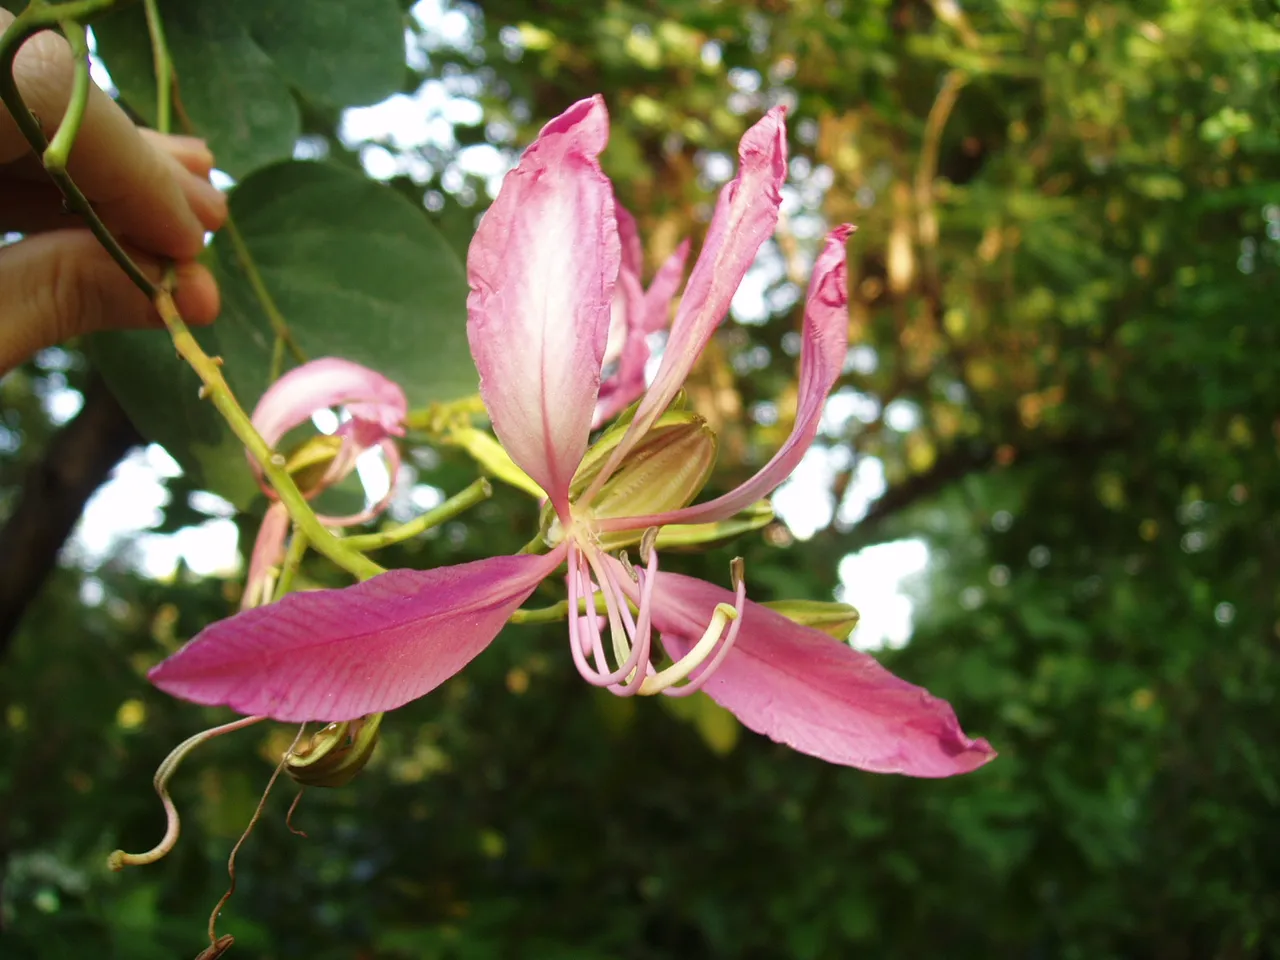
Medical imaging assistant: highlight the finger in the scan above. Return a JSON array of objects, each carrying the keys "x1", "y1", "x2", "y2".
[
  {"x1": 0, "y1": 11, "x2": 218, "y2": 259},
  {"x1": 0, "y1": 230, "x2": 219, "y2": 376},
  {"x1": 137, "y1": 130, "x2": 216, "y2": 178}
]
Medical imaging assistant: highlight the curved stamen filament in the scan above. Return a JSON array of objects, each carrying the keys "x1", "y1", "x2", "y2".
[
  {"x1": 584, "y1": 546, "x2": 645, "y2": 691},
  {"x1": 647, "y1": 558, "x2": 747, "y2": 697},
  {"x1": 639, "y1": 602, "x2": 738, "y2": 694}
]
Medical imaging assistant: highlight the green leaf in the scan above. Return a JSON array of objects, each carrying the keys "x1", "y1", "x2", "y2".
[
  {"x1": 93, "y1": 3, "x2": 298, "y2": 178},
  {"x1": 90, "y1": 160, "x2": 475, "y2": 507},
  {"x1": 93, "y1": 0, "x2": 403, "y2": 177},
  {"x1": 227, "y1": 0, "x2": 405, "y2": 109}
]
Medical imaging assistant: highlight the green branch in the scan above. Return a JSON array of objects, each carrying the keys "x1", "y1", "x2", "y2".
[
  {"x1": 342, "y1": 478, "x2": 493, "y2": 552},
  {"x1": 154, "y1": 289, "x2": 384, "y2": 581},
  {"x1": 141, "y1": 0, "x2": 171, "y2": 133},
  {"x1": 0, "y1": 2, "x2": 156, "y2": 295}
]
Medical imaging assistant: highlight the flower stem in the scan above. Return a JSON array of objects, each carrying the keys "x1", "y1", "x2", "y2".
[
  {"x1": 0, "y1": 3, "x2": 157, "y2": 296},
  {"x1": 341, "y1": 478, "x2": 492, "y2": 552},
  {"x1": 509, "y1": 592, "x2": 610, "y2": 624},
  {"x1": 41, "y1": 19, "x2": 88, "y2": 171},
  {"x1": 271, "y1": 527, "x2": 309, "y2": 601},
  {"x1": 153, "y1": 288, "x2": 384, "y2": 581},
  {"x1": 140, "y1": 0, "x2": 171, "y2": 133}
]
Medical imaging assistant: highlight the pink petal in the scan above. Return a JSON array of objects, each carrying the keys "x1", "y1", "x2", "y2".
[
  {"x1": 250, "y1": 357, "x2": 407, "y2": 450},
  {"x1": 642, "y1": 238, "x2": 691, "y2": 333},
  {"x1": 615, "y1": 202, "x2": 645, "y2": 280},
  {"x1": 240, "y1": 501, "x2": 290, "y2": 611},
  {"x1": 593, "y1": 238, "x2": 691, "y2": 428},
  {"x1": 619, "y1": 225, "x2": 853, "y2": 530},
  {"x1": 317, "y1": 436, "x2": 402, "y2": 528},
  {"x1": 594, "y1": 109, "x2": 787, "y2": 480},
  {"x1": 467, "y1": 95, "x2": 620, "y2": 517},
  {"x1": 150, "y1": 550, "x2": 565, "y2": 722},
  {"x1": 648, "y1": 572, "x2": 996, "y2": 776}
]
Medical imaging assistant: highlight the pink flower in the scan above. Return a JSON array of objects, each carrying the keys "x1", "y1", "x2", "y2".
[
  {"x1": 239, "y1": 358, "x2": 407, "y2": 609},
  {"x1": 150, "y1": 97, "x2": 994, "y2": 777}
]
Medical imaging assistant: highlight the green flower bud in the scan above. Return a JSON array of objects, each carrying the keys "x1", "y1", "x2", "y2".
[
  {"x1": 540, "y1": 409, "x2": 718, "y2": 552},
  {"x1": 283, "y1": 434, "x2": 345, "y2": 495},
  {"x1": 285, "y1": 712, "x2": 383, "y2": 788},
  {"x1": 761, "y1": 599, "x2": 861, "y2": 642}
]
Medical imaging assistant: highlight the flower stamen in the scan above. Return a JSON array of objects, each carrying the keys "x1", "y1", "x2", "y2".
[{"x1": 646, "y1": 557, "x2": 747, "y2": 697}]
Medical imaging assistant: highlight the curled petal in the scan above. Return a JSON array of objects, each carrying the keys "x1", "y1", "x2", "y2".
[
  {"x1": 317, "y1": 436, "x2": 402, "y2": 528},
  {"x1": 150, "y1": 550, "x2": 565, "y2": 722},
  {"x1": 648, "y1": 572, "x2": 996, "y2": 776},
  {"x1": 250, "y1": 357, "x2": 407, "y2": 452},
  {"x1": 467, "y1": 95, "x2": 620, "y2": 517},
  {"x1": 617, "y1": 225, "x2": 853, "y2": 530},
  {"x1": 594, "y1": 109, "x2": 787, "y2": 483}
]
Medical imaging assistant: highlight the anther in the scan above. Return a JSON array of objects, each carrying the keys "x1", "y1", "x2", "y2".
[{"x1": 639, "y1": 527, "x2": 660, "y2": 566}]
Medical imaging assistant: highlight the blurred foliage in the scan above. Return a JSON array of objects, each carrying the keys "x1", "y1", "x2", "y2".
[{"x1": 3, "y1": 0, "x2": 1280, "y2": 957}]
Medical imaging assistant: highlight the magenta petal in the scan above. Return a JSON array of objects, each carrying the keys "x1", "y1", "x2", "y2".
[
  {"x1": 615, "y1": 202, "x2": 645, "y2": 279},
  {"x1": 150, "y1": 551, "x2": 564, "y2": 722},
  {"x1": 642, "y1": 238, "x2": 691, "y2": 333},
  {"x1": 649, "y1": 572, "x2": 996, "y2": 776},
  {"x1": 250, "y1": 357, "x2": 407, "y2": 450},
  {"x1": 467, "y1": 95, "x2": 620, "y2": 516},
  {"x1": 605, "y1": 109, "x2": 787, "y2": 468},
  {"x1": 631, "y1": 225, "x2": 853, "y2": 529},
  {"x1": 594, "y1": 238, "x2": 691, "y2": 428}
]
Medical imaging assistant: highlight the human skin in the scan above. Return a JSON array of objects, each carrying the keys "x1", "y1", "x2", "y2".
[{"x1": 0, "y1": 8, "x2": 226, "y2": 376}]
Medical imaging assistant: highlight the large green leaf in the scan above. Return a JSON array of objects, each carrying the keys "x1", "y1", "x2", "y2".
[
  {"x1": 90, "y1": 160, "x2": 476, "y2": 507},
  {"x1": 92, "y1": 0, "x2": 403, "y2": 177}
]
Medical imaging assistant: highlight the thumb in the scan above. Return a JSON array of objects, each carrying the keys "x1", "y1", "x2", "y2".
[{"x1": 0, "y1": 230, "x2": 219, "y2": 375}]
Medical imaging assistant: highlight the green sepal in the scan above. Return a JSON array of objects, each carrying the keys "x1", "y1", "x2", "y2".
[
  {"x1": 285, "y1": 712, "x2": 383, "y2": 788},
  {"x1": 760, "y1": 599, "x2": 861, "y2": 642}
]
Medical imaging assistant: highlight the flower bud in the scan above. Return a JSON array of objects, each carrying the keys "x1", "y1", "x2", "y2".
[
  {"x1": 285, "y1": 712, "x2": 382, "y2": 788},
  {"x1": 760, "y1": 599, "x2": 861, "y2": 642},
  {"x1": 282, "y1": 434, "x2": 345, "y2": 495},
  {"x1": 541, "y1": 410, "x2": 718, "y2": 551}
]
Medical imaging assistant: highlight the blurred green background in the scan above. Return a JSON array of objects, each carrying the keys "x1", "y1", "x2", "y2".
[{"x1": 2, "y1": 0, "x2": 1279, "y2": 957}]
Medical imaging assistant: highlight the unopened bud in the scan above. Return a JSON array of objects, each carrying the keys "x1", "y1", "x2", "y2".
[
  {"x1": 761, "y1": 599, "x2": 861, "y2": 642},
  {"x1": 283, "y1": 434, "x2": 345, "y2": 495},
  {"x1": 285, "y1": 713, "x2": 382, "y2": 788},
  {"x1": 542, "y1": 410, "x2": 718, "y2": 552}
]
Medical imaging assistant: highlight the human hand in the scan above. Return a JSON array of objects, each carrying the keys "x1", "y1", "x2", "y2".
[{"x1": 0, "y1": 9, "x2": 227, "y2": 376}]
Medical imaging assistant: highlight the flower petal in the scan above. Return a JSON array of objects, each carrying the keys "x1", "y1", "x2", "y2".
[
  {"x1": 250, "y1": 357, "x2": 406, "y2": 451},
  {"x1": 594, "y1": 238, "x2": 691, "y2": 428},
  {"x1": 622, "y1": 225, "x2": 853, "y2": 529},
  {"x1": 467, "y1": 95, "x2": 620, "y2": 517},
  {"x1": 240, "y1": 501, "x2": 290, "y2": 611},
  {"x1": 594, "y1": 109, "x2": 787, "y2": 482},
  {"x1": 648, "y1": 572, "x2": 996, "y2": 776},
  {"x1": 615, "y1": 202, "x2": 645, "y2": 280},
  {"x1": 150, "y1": 550, "x2": 565, "y2": 722}
]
